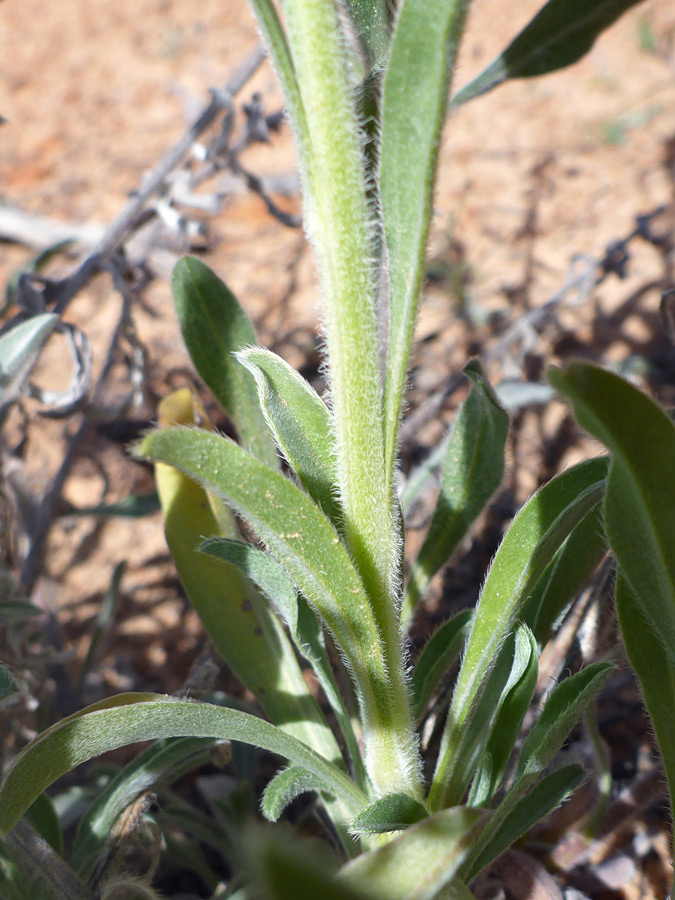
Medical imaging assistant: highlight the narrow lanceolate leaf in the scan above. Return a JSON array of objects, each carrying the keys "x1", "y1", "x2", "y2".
[
  {"x1": 462, "y1": 662, "x2": 612, "y2": 877},
  {"x1": 246, "y1": 0, "x2": 309, "y2": 163},
  {"x1": 463, "y1": 764, "x2": 586, "y2": 881},
  {"x1": 429, "y1": 458, "x2": 607, "y2": 810},
  {"x1": 616, "y1": 575, "x2": 675, "y2": 820},
  {"x1": 522, "y1": 504, "x2": 607, "y2": 644},
  {"x1": 550, "y1": 362, "x2": 675, "y2": 669},
  {"x1": 0, "y1": 313, "x2": 58, "y2": 406},
  {"x1": 280, "y1": 0, "x2": 400, "y2": 663},
  {"x1": 468, "y1": 624, "x2": 538, "y2": 807},
  {"x1": 262, "y1": 766, "x2": 330, "y2": 822},
  {"x1": 349, "y1": 792, "x2": 429, "y2": 835},
  {"x1": 71, "y1": 736, "x2": 218, "y2": 877},
  {"x1": 518, "y1": 662, "x2": 613, "y2": 781},
  {"x1": 201, "y1": 537, "x2": 366, "y2": 787},
  {"x1": 339, "y1": 808, "x2": 486, "y2": 900},
  {"x1": 172, "y1": 257, "x2": 278, "y2": 469},
  {"x1": 138, "y1": 427, "x2": 420, "y2": 798},
  {"x1": 411, "y1": 609, "x2": 472, "y2": 719},
  {"x1": 449, "y1": 0, "x2": 646, "y2": 108},
  {"x1": 379, "y1": 0, "x2": 472, "y2": 475},
  {"x1": 236, "y1": 347, "x2": 342, "y2": 526},
  {"x1": 0, "y1": 694, "x2": 369, "y2": 836},
  {"x1": 154, "y1": 393, "x2": 341, "y2": 768},
  {"x1": 404, "y1": 361, "x2": 509, "y2": 619}
]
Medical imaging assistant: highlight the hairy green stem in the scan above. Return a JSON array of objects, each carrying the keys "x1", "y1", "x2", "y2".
[{"x1": 278, "y1": 0, "x2": 421, "y2": 796}]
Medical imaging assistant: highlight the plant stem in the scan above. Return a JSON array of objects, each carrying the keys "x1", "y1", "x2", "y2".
[{"x1": 279, "y1": 0, "x2": 421, "y2": 797}]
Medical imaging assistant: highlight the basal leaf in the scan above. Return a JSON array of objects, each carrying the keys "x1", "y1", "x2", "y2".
[
  {"x1": 550, "y1": 361, "x2": 675, "y2": 668},
  {"x1": 172, "y1": 257, "x2": 279, "y2": 469},
  {"x1": 153, "y1": 393, "x2": 341, "y2": 767},
  {"x1": 349, "y1": 792, "x2": 429, "y2": 835},
  {"x1": 201, "y1": 537, "x2": 366, "y2": 787},
  {"x1": 379, "y1": 0, "x2": 472, "y2": 474},
  {"x1": 137, "y1": 426, "x2": 418, "y2": 797},
  {"x1": 0, "y1": 694, "x2": 368, "y2": 836},
  {"x1": 339, "y1": 807, "x2": 485, "y2": 900},
  {"x1": 429, "y1": 457, "x2": 607, "y2": 810},
  {"x1": 450, "y1": 0, "x2": 646, "y2": 108},
  {"x1": 236, "y1": 347, "x2": 342, "y2": 527},
  {"x1": 200, "y1": 537, "x2": 299, "y2": 632},
  {"x1": 463, "y1": 763, "x2": 585, "y2": 880},
  {"x1": 405, "y1": 361, "x2": 508, "y2": 618},
  {"x1": 411, "y1": 609, "x2": 472, "y2": 719},
  {"x1": 262, "y1": 766, "x2": 330, "y2": 822}
]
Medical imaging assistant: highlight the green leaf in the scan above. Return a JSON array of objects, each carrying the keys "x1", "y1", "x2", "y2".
[
  {"x1": 429, "y1": 457, "x2": 607, "y2": 810},
  {"x1": 0, "y1": 661, "x2": 18, "y2": 702},
  {"x1": 236, "y1": 347, "x2": 342, "y2": 527},
  {"x1": 339, "y1": 807, "x2": 486, "y2": 900},
  {"x1": 379, "y1": 0, "x2": 472, "y2": 475},
  {"x1": 463, "y1": 764, "x2": 586, "y2": 880},
  {"x1": 400, "y1": 436, "x2": 447, "y2": 517},
  {"x1": 137, "y1": 426, "x2": 419, "y2": 797},
  {"x1": 468, "y1": 624, "x2": 538, "y2": 807},
  {"x1": 411, "y1": 609, "x2": 472, "y2": 719},
  {"x1": 200, "y1": 537, "x2": 300, "y2": 632},
  {"x1": 0, "y1": 602, "x2": 42, "y2": 624},
  {"x1": 615, "y1": 574, "x2": 675, "y2": 821},
  {"x1": 78, "y1": 560, "x2": 125, "y2": 691},
  {"x1": 70, "y1": 736, "x2": 218, "y2": 877},
  {"x1": 463, "y1": 663, "x2": 611, "y2": 875},
  {"x1": 0, "y1": 313, "x2": 58, "y2": 404},
  {"x1": 522, "y1": 504, "x2": 608, "y2": 643},
  {"x1": 201, "y1": 537, "x2": 366, "y2": 787},
  {"x1": 59, "y1": 492, "x2": 160, "y2": 519},
  {"x1": 550, "y1": 362, "x2": 675, "y2": 669},
  {"x1": 247, "y1": 0, "x2": 309, "y2": 157},
  {"x1": 404, "y1": 361, "x2": 509, "y2": 618},
  {"x1": 262, "y1": 766, "x2": 329, "y2": 822},
  {"x1": 24, "y1": 794, "x2": 62, "y2": 856},
  {"x1": 254, "y1": 829, "x2": 370, "y2": 900},
  {"x1": 349, "y1": 793, "x2": 429, "y2": 835},
  {"x1": 153, "y1": 403, "x2": 342, "y2": 769},
  {"x1": 344, "y1": 0, "x2": 391, "y2": 65},
  {"x1": 172, "y1": 257, "x2": 278, "y2": 470},
  {"x1": 449, "y1": 0, "x2": 646, "y2": 108},
  {"x1": 517, "y1": 662, "x2": 612, "y2": 781},
  {"x1": 0, "y1": 693, "x2": 369, "y2": 836}
]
